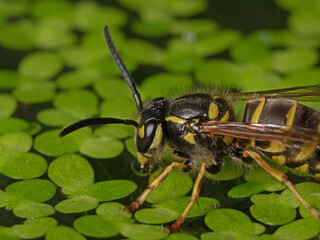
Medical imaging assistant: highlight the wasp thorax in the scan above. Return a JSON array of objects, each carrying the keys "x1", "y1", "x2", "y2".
[{"x1": 135, "y1": 98, "x2": 169, "y2": 165}]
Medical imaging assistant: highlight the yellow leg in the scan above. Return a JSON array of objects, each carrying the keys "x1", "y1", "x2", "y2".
[
  {"x1": 163, "y1": 162, "x2": 210, "y2": 233},
  {"x1": 243, "y1": 149, "x2": 320, "y2": 219},
  {"x1": 123, "y1": 162, "x2": 187, "y2": 212}
]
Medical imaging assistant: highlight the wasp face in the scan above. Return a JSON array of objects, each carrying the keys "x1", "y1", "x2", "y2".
[{"x1": 135, "y1": 98, "x2": 169, "y2": 165}]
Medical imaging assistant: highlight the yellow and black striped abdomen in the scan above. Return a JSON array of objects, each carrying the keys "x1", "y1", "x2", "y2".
[{"x1": 243, "y1": 98, "x2": 320, "y2": 178}]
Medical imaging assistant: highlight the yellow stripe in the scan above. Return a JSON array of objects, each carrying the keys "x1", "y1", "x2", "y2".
[
  {"x1": 138, "y1": 125, "x2": 145, "y2": 138},
  {"x1": 285, "y1": 102, "x2": 297, "y2": 126},
  {"x1": 251, "y1": 98, "x2": 266, "y2": 124},
  {"x1": 220, "y1": 110, "x2": 230, "y2": 121},
  {"x1": 264, "y1": 142, "x2": 286, "y2": 153},
  {"x1": 165, "y1": 116, "x2": 187, "y2": 125},
  {"x1": 183, "y1": 133, "x2": 196, "y2": 144},
  {"x1": 208, "y1": 102, "x2": 219, "y2": 120},
  {"x1": 294, "y1": 142, "x2": 317, "y2": 162},
  {"x1": 150, "y1": 124, "x2": 162, "y2": 149},
  {"x1": 271, "y1": 155, "x2": 286, "y2": 165},
  {"x1": 295, "y1": 164, "x2": 309, "y2": 174}
]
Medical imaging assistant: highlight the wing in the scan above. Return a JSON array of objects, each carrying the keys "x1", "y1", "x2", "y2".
[
  {"x1": 198, "y1": 121, "x2": 320, "y2": 145},
  {"x1": 223, "y1": 85, "x2": 320, "y2": 102}
]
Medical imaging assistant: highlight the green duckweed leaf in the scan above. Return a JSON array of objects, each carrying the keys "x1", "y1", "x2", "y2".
[
  {"x1": 163, "y1": 51, "x2": 202, "y2": 73},
  {"x1": 100, "y1": 98, "x2": 136, "y2": 119},
  {"x1": 147, "y1": 169, "x2": 193, "y2": 204},
  {"x1": 155, "y1": 196, "x2": 220, "y2": 217},
  {"x1": 288, "y1": 10, "x2": 320, "y2": 35},
  {"x1": 134, "y1": 208, "x2": 178, "y2": 224},
  {"x1": 121, "y1": 224, "x2": 169, "y2": 240},
  {"x1": 0, "y1": 0, "x2": 27, "y2": 18},
  {"x1": 94, "y1": 125, "x2": 132, "y2": 140},
  {"x1": 228, "y1": 181, "x2": 267, "y2": 198},
  {"x1": 46, "y1": 225, "x2": 86, "y2": 240},
  {"x1": 0, "y1": 20, "x2": 35, "y2": 50},
  {"x1": 201, "y1": 232, "x2": 240, "y2": 240},
  {"x1": 0, "y1": 189, "x2": 6, "y2": 207},
  {"x1": 166, "y1": 233, "x2": 199, "y2": 240},
  {"x1": 34, "y1": 129, "x2": 80, "y2": 157},
  {"x1": 206, "y1": 157, "x2": 245, "y2": 181},
  {"x1": 11, "y1": 217, "x2": 57, "y2": 239},
  {"x1": 18, "y1": 52, "x2": 62, "y2": 79},
  {"x1": 253, "y1": 222, "x2": 266, "y2": 235},
  {"x1": 6, "y1": 179, "x2": 56, "y2": 209},
  {"x1": 0, "y1": 118, "x2": 29, "y2": 133},
  {"x1": 141, "y1": 73, "x2": 193, "y2": 98},
  {"x1": 37, "y1": 108, "x2": 80, "y2": 127},
  {"x1": 96, "y1": 202, "x2": 132, "y2": 219},
  {"x1": 0, "y1": 94, "x2": 17, "y2": 117},
  {"x1": 13, "y1": 81, "x2": 55, "y2": 104},
  {"x1": 93, "y1": 78, "x2": 132, "y2": 100},
  {"x1": 0, "y1": 152, "x2": 47, "y2": 179},
  {"x1": 283, "y1": 68, "x2": 320, "y2": 87},
  {"x1": 0, "y1": 70, "x2": 21, "y2": 90},
  {"x1": 48, "y1": 154, "x2": 94, "y2": 195},
  {"x1": 35, "y1": 18, "x2": 76, "y2": 49},
  {"x1": 24, "y1": 121, "x2": 42, "y2": 136},
  {"x1": 79, "y1": 136, "x2": 124, "y2": 159},
  {"x1": 55, "y1": 196, "x2": 99, "y2": 213},
  {"x1": 131, "y1": 20, "x2": 171, "y2": 37},
  {"x1": 0, "y1": 132, "x2": 32, "y2": 153},
  {"x1": 165, "y1": 0, "x2": 207, "y2": 17},
  {"x1": 205, "y1": 209, "x2": 253, "y2": 234},
  {"x1": 299, "y1": 194, "x2": 320, "y2": 218},
  {"x1": 54, "y1": 89, "x2": 98, "y2": 118},
  {"x1": 57, "y1": 70, "x2": 102, "y2": 89},
  {"x1": 171, "y1": 19, "x2": 218, "y2": 35},
  {"x1": 122, "y1": 39, "x2": 165, "y2": 65},
  {"x1": 71, "y1": 180, "x2": 137, "y2": 201},
  {"x1": 250, "y1": 193, "x2": 296, "y2": 225},
  {"x1": 274, "y1": 218, "x2": 320, "y2": 240},
  {"x1": 281, "y1": 182, "x2": 320, "y2": 208},
  {"x1": 13, "y1": 202, "x2": 55, "y2": 218},
  {"x1": 125, "y1": 138, "x2": 136, "y2": 157},
  {"x1": 271, "y1": 48, "x2": 318, "y2": 74},
  {"x1": 73, "y1": 215, "x2": 119, "y2": 238},
  {"x1": 0, "y1": 226, "x2": 20, "y2": 240}
]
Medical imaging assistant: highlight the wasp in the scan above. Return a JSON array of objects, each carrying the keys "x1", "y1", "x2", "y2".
[{"x1": 60, "y1": 26, "x2": 320, "y2": 232}]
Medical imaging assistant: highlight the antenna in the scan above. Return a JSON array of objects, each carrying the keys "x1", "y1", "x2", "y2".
[{"x1": 104, "y1": 26, "x2": 143, "y2": 112}]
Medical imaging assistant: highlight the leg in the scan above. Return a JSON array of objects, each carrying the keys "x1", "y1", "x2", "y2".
[
  {"x1": 123, "y1": 162, "x2": 187, "y2": 212},
  {"x1": 163, "y1": 162, "x2": 210, "y2": 232},
  {"x1": 243, "y1": 149, "x2": 320, "y2": 218}
]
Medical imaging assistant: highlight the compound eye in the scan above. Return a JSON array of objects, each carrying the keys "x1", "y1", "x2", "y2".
[{"x1": 137, "y1": 119, "x2": 157, "y2": 153}]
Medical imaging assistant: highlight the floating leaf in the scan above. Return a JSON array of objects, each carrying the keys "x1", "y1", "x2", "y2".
[
  {"x1": 48, "y1": 154, "x2": 94, "y2": 195},
  {"x1": 5, "y1": 179, "x2": 56, "y2": 209},
  {"x1": 55, "y1": 196, "x2": 99, "y2": 213},
  {"x1": 57, "y1": 69, "x2": 102, "y2": 89},
  {"x1": 46, "y1": 225, "x2": 86, "y2": 240},
  {"x1": 121, "y1": 224, "x2": 168, "y2": 240},
  {"x1": 100, "y1": 97, "x2": 136, "y2": 119},
  {"x1": 71, "y1": 180, "x2": 137, "y2": 201},
  {"x1": 250, "y1": 193, "x2": 296, "y2": 225},
  {"x1": 274, "y1": 218, "x2": 320, "y2": 240},
  {"x1": 0, "y1": 226, "x2": 20, "y2": 240},
  {"x1": 73, "y1": 215, "x2": 119, "y2": 238},
  {"x1": 94, "y1": 125, "x2": 132, "y2": 140},
  {"x1": 0, "y1": 118, "x2": 28, "y2": 133},
  {"x1": 37, "y1": 108, "x2": 80, "y2": 127},
  {"x1": 205, "y1": 208, "x2": 253, "y2": 234},
  {"x1": 206, "y1": 157, "x2": 245, "y2": 181},
  {"x1": 163, "y1": 51, "x2": 202, "y2": 73},
  {"x1": 132, "y1": 20, "x2": 171, "y2": 37},
  {"x1": 96, "y1": 202, "x2": 132, "y2": 219},
  {"x1": 0, "y1": 132, "x2": 32, "y2": 153},
  {"x1": 79, "y1": 136, "x2": 124, "y2": 159},
  {"x1": 11, "y1": 217, "x2": 57, "y2": 239},
  {"x1": 24, "y1": 121, "x2": 42, "y2": 136},
  {"x1": 0, "y1": 190, "x2": 6, "y2": 207},
  {"x1": 147, "y1": 168, "x2": 193, "y2": 204},
  {"x1": 299, "y1": 194, "x2": 320, "y2": 218},
  {"x1": 171, "y1": 19, "x2": 218, "y2": 35},
  {"x1": 166, "y1": 233, "x2": 199, "y2": 240},
  {"x1": 134, "y1": 208, "x2": 178, "y2": 224},
  {"x1": 18, "y1": 52, "x2": 62, "y2": 79},
  {"x1": 93, "y1": 78, "x2": 132, "y2": 100},
  {"x1": 13, "y1": 202, "x2": 55, "y2": 218},
  {"x1": 0, "y1": 152, "x2": 47, "y2": 179},
  {"x1": 54, "y1": 89, "x2": 98, "y2": 118},
  {"x1": 0, "y1": 94, "x2": 17, "y2": 117},
  {"x1": 0, "y1": 70, "x2": 21, "y2": 90}
]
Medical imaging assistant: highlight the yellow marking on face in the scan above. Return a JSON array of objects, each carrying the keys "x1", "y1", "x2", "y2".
[
  {"x1": 183, "y1": 133, "x2": 196, "y2": 144},
  {"x1": 285, "y1": 102, "x2": 297, "y2": 126},
  {"x1": 264, "y1": 142, "x2": 286, "y2": 153},
  {"x1": 150, "y1": 124, "x2": 162, "y2": 150},
  {"x1": 220, "y1": 110, "x2": 230, "y2": 121},
  {"x1": 251, "y1": 98, "x2": 266, "y2": 124},
  {"x1": 315, "y1": 173, "x2": 320, "y2": 179},
  {"x1": 294, "y1": 142, "x2": 317, "y2": 162},
  {"x1": 138, "y1": 125, "x2": 145, "y2": 138},
  {"x1": 165, "y1": 116, "x2": 187, "y2": 125},
  {"x1": 295, "y1": 164, "x2": 309, "y2": 174},
  {"x1": 223, "y1": 136, "x2": 233, "y2": 145},
  {"x1": 137, "y1": 152, "x2": 149, "y2": 165},
  {"x1": 208, "y1": 102, "x2": 219, "y2": 120},
  {"x1": 271, "y1": 155, "x2": 286, "y2": 165}
]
